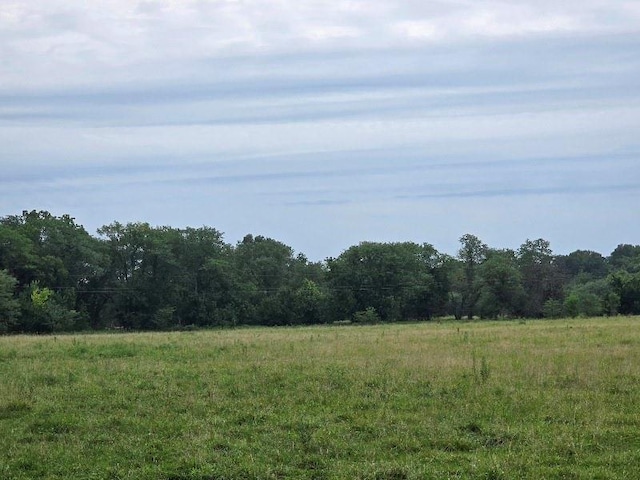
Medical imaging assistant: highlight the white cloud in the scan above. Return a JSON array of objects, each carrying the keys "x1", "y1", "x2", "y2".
[
  {"x1": 2, "y1": 0, "x2": 640, "y2": 90},
  {"x1": 1, "y1": 0, "x2": 639, "y2": 258},
  {"x1": 394, "y1": 21, "x2": 443, "y2": 41},
  {"x1": 303, "y1": 25, "x2": 361, "y2": 42}
]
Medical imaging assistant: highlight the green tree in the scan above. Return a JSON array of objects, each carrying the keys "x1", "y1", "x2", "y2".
[
  {"x1": 518, "y1": 239, "x2": 561, "y2": 318},
  {"x1": 0, "y1": 225, "x2": 38, "y2": 287},
  {"x1": 564, "y1": 278, "x2": 619, "y2": 317},
  {"x1": 17, "y1": 282, "x2": 81, "y2": 332},
  {"x1": 0, "y1": 269, "x2": 20, "y2": 333},
  {"x1": 556, "y1": 250, "x2": 608, "y2": 279},
  {"x1": 326, "y1": 242, "x2": 442, "y2": 322},
  {"x1": 609, "y1": 271, "x2": 640, "y2": 315},
  {"x1": 0, "y1": 211, "x2": 102, "y2": 330},
  {"x1": 1, "y1": 211, "x2": 101, "y2": 289},
  {"x1": 542, "y1": 299, "x2": 564, "y2": 319},
  {"x1": 457, "y1": 234, "x2": 487, "y2": 319},
  {"x1": 476, "y1": 249, "x2": 524, "y2": 319},
  {"x1": 292, "y1": 279, "x2": 327, "y2": 325},
  {"x1": 564, "y1": 290, "x2": 602, "y2": 317},
  {"x1": 97, "y1": 222, "x2": 184, "y2": 329},
  {"x1": 170, "y1": 226, "x2": 233, "y2": 327},
  {"x1": 230, "y1": 235, "x2": 318, "y2": 325},
  {"x1": 608, "y1": 244, "x2": 640, "y2": 272}
]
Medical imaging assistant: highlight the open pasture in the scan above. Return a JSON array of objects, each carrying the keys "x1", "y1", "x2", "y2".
[{"x1": 1, "y1": 317, "x2": 640, "y2": 479}]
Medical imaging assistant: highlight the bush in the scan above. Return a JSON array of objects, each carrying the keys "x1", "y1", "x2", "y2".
[
  {"x1": 543, "y1": 299, "x2": 564, "y2": 319},
  {"x1": 353, "y1": 307, "x2": 380, "y2": 324},
  {"x1": 564, "y1": 291, "x2": 603, "y2": 318}
]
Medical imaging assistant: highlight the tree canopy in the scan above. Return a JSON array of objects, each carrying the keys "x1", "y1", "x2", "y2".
[{"x1": 1, "y1": 210, "x2": 639, "y2": 333}]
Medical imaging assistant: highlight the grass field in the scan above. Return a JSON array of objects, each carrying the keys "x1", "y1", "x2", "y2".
[{"x1": 1, "y1": 317, "x2": 640, "y2": 479}]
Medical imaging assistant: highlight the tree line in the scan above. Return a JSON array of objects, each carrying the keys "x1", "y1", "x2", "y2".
[{"x1": 1, "y1": 210, "x2": 639, "y2": 333}]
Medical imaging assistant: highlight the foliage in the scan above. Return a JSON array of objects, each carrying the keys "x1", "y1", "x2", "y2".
[
  {"x1": 517, "y1": 239, "x2": 562, "y2": 318},
  {"x1": 563, "y1": 278, "x2": 620, "y2": 318},
  {"x1": 2, "y1": 209, "x2": 640, "y2": 332},
  {"x1": 457, "y1": 234, "x2": 488, "y2": 319},
  {"x1": 0, "y1": 270, "x2": 20, "y2": 333},
  {"x1": 0, "y1": 211, "x2": 101, "y2": 332},
  {"x1": 17, "y1": 283, "x2": 82, "y2": 333},
  {"x1": 608, "y1": 270, "x2": 640, "y2": 315},
  {"x1": 476, "y1": 249, "x2": 524, "y2": 319},
  {"x1": 353, "y1": 306, "x2": 381, "y2": 324},
  {"x1": 542, "y1": 299, "x2": 564, "y2": 319},
  {"x1": 556, "y1": 250, "x2": 608, "y2": 280},
  {"x1": 326, "y1": 242, "x2": 444, "y2": 322},
  {"x1": 608, "y1": 244, "x2": 640, "y2": 272}
]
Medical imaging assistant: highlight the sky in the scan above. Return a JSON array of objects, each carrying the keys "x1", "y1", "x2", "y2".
[{"x1": 1, "y1": 0, "x2": 639, "y2": 261}]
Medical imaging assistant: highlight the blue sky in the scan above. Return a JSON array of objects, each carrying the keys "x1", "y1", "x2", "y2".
[{"x1": 1, "y1": 1, "x2": 639, "y2": 260}]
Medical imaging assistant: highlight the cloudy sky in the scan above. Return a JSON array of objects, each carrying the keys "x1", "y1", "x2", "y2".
[{"x1": 1, "y1": 1, "x2": 639, "y2": 260}]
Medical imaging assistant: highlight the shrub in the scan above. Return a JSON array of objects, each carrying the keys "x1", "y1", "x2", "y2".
[{"x1": 353, "y1": 307, "x2": 380, "y2": 324}]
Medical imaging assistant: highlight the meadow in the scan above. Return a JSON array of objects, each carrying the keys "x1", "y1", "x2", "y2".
[{"x1": 1, "y1": 317, "x2": 639, "y2": 479}]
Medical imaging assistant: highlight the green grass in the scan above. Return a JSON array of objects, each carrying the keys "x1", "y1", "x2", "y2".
[{"x1": 1, "y1": 317, "x2": 640, "y2": 479}]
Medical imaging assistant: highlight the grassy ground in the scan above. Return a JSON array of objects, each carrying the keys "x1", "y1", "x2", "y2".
[{"x1": 1, "y1": 317, "x2": 639, "y2": 479}]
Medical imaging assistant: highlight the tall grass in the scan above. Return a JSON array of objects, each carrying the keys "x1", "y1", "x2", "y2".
[{"x1": 1, "y1": 317, "x2": 639, "y2": 479}]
